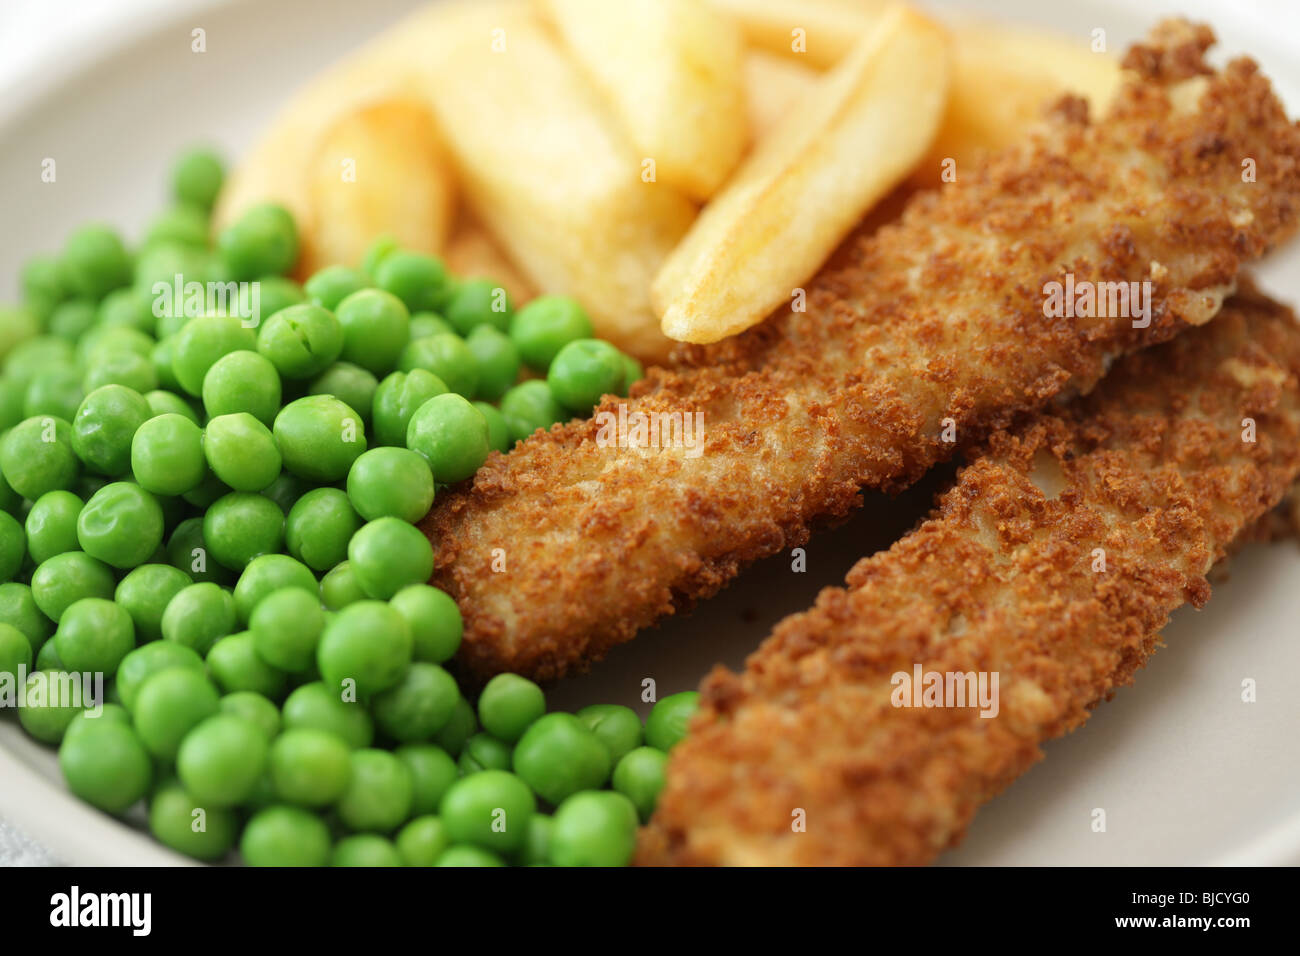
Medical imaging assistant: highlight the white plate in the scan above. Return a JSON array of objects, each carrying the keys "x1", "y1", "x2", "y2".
[{"x1": 2, "y1": 0, "x2": 1299, "y2": 866}]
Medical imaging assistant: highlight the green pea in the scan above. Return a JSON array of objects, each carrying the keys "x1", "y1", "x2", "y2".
[
  {"x1": 439, "y1": 769, "x2": 535, "y2": 854},
  {"x1": 4, "y1": 336, "x2": 74, "y2": 391},
  {"x1": 131, "y1": 413, "x2": 208, "y2": 496},
  {"x1": 405, "y1": 393, "x2": 489, "y2": 484},
  {"x1": 0, "y1": 378, "x2": 26, "y2": 432},
  {"x1": 611, "y1": 746, "x2": 667, "y2": 822},
  {"x1": 395, "y1": 744, "x2": 458, "y2": 817},
  {"x1": 70, "y1": 385, "x2": 151, "y2": 476},
  {"x1": 23, "y1": 492, "x2": 79, "y2": 565},
  {"x1": 545, "y1": 338, "x2": 624, "y2": 412},
  {"x1": 181, "y1": 470, "x2": 229, "y2": 509},
  {"x1": 444, "y1": 277, "x2": 512, "y2": 335},
  {"x1": 143, "y1": 203, "x2": 209, "y2": 251},
  {"x1": 63, "y1": 224, "x2": 132, "y2": 300},
  {"x1": 331, "y1": 834, "x2": 403, "y2": 867},
  {"x1": 256, "y1": 303, "x2": 344, "y2": 380},
  {"x1": 201, "y1": 349, "x2": 281, "y2": 426},
  {"x1": 520, "y1": 813, "x2": 553, "y2": 866},
  {"x1": 17, "y1": 669, "x2": 87, "y2": 743},
  {"x1": 0, "y1": 621, "x2": 33, "y2": 682},
  {"x1": 76, "y1": 481, "x2": 164, "y2": 569},
  {"x1": 390, "y1": 584, "x2": 462, "y2": 664},
  {"x1": 78, "y1": 326, "x2": 154, "y2": 367},
  {"x1": 202, "y1": 412, "x2": 281, "y2": 491},
  {"x1": 395, "y1": 815, "x2": 449, "y2": 866},
  {"x1": 549, "y1": 790, "x2": 638, "y2": 866},
  {"x1": 478, "y1": 674, "x2": 545, "y2": 743},
  {"x1": 115, "y1": 639, "x2": 204, "y2": 712},
  {"x1": 499, "y1": 380, "x2": 566, "y2": 445},
  {"x1": 241, "y1": 805, "x2": 330, "y2": 866},
  {"x1": 397, "y1": 333, "x2": 478, "y2": 398},
  {"x1": 30, "y1": 552, "x2": 116, "y2": 622},
  {"x1": 149, "y1": 780, "x2": 238, "y2": 861},
  {"x1": 316, "y1": 600, "x2": 412, "y2": 698},
  {"x1": 512, "y1": 713, "x2": 612, "y2": 804},
  {"x1": 285, "y1": 488, "x2": 360, "y2": 572},
  {"x1": 345, "y1": 447, "x2": 435, "y2": 523},
  {"x1": 304, "y1": 265, "x2": 368, "y2": 312},
  {"x1": 320, "y1": 561, "x2": 366, "y2": 611},
  {"x1": 58, "y1": 718, "x2": 152, "y2": 814},
  {"x1": 621, "y1": 354, "x2": 644, "y2": 391},
  {"x1": 83, "y1": 350, "x2": 158, "y2": 395},
  {"x1": 273, "y1": 395, "x2": 366, "y2": 482},
  {"x1": 219, "y1": 690, "x2": 281, "y2": 740},
  {"x1": 250, "y1": 587, "x2": 325, "y2": 672},
  {"x1": 207, "y1": 631, "x2": 286, "y2": 698},
  {"x1": 177, "y1": 713, "x2": 268, "y2": 807},
  {"x1": 458, "y1": 733, "x2": 513, "y2": 775},
  {"x1": 435, "y1": 845, "x2": 504, "y2": 867},
  {"x1": 113, "y1": 564, "x2": 189, "y2": 645},
  {"x1": 373, "y1": 251, "x2": 450, "y2": 314},
  {"x1": 24, "y1": 366, "x2": 84, "y2": 421},
  {"x1": 218, "y1": 204, "x2": 299, "y2": 281},
  {"x1": 336, "y1": 748, "x2": 414, "y2": 833},
  {"x1": 465, "y1": 325, "x2": 520, "y2": 401},
  {"x1": 166, "y1": 516, "x2": 230, "y2": 585},
  {"x1": 0, "y1": 582, "x2": 54, "y2": 655},
  {"x1": 150, "y1": 339, "x2": 184, "y2": 393},
  {"x1": 431, "y1": 695, "x2": 477, "y2": 757},
  {"x1": 282, "y1": 681, "x2": 373, "y2": 749},
  {"x1": 576, "y1": 704, "x2": 643, "y2": 765},
  {"x1": 53, "y1": 597, "x2": 134, "y2": 674},
  {"x1": 132, "y1": 667, "x2": 220, "y2": 758},
  {"x1": 510, "y1": 296, "x2": 594, "y2": 370},
  {"x1": 333, "y1": 289, "x2": 411, "y2": 376},
  {"x1": 0, "y1": 511, "x2": 24, "y2": 583},
  {"x1": 371, "y1": 662, "x2": 459, "y2": 743},
  {"x1": 361, "y1": 236, "x2": 400, "y2": 279},
  {"x1": 347, "y1": 517, "x2": 434, "y2": 600},
  {"x1": 19, "y1": 256, "x2": 69, "y2": 320},
  {"x1": 171, "y1": 314, "x2": 258, "y2": 396},
  {"x1": 203, "y1": 492, "x2": 284, "y2": 571},
  {"x1": 171, "y1": 148, "x2": 224, "y2": 210},
  {"x1": 161, "y1": 582, "x2": 236, "y2": 656},
  {"x1": 260, "y1": 470, "x2": 307, "y2": 515},
  {"x1": 1, "y1": 415, "x2": 80, "y2": 499},
  {"x1": 256, "y1": 276, "x2": 307, "y2": 322},
  {"x1": 233, "y1": 553, "x2": 316, "y2": 624},
  {"x1": 35, "y1": 636, "x2": 64, "y2": 670},
  {"x1": 473, "y1": 401, "x2": 511, "y2": 454},
  {"x1": 265, "y1": 727, "x2": 351, "y2": 808},
  {"x1": 371, "y1": 369, "x2": 447, "y2": 446},
  {"x1": 308, "y1": 362, "x2": 378, "y2": 424},
  {"x1": 644, "y1": 690, "x2": 699, "y2": 751},
  {"x1": 409, "y1": 312, "x2": 454, "y2": 340}
]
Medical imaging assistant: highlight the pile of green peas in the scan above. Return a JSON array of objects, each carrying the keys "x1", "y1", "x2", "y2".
[{"x1": 0, "y1": 147, "x2": 696, "y2": 866}]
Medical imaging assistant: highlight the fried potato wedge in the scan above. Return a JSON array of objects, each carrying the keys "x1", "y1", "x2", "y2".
[
  {"x1": 419, "y1": 8, "x2": 696, "y2": 361},
  {"x1": 536, "y1": 0, "x2": 747, "y2": 201},
  {"x1": 915, "y1": 20, "x2": 1121, "y2": 185},
  {"x1": 744, "y1": 50, "x2": 819, "y2": 142},
  {"x1": 653, "y1": 4, "x2": 948, "y2": 344},
  {"x1": 710, "y1": 0, "x2": 888, "y2": 68},
  {"x1": 306, "y1": 99, "x2": 454, "y2": 275}
]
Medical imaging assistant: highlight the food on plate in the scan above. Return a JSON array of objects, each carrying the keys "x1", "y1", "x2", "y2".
[
  {"x1": 651, "y1": 4, "x2": 950, "y2": 344},
  {"x1": 418, "y1": 6, "x2": 696, "y2": 362},
  {"x1": 424, "y1": 21, "x2": 1300, "y2": 682},
  {"x1": 639, "y1": 287, "x2": 1300, "y2": 865},
  {"x1": 537, "y1": 0, "x2": 749, "y2": 201}
]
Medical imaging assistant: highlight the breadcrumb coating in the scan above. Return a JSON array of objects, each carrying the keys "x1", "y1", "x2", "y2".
[
  {"x1": 639, "y1": 286, "x2": 1300, "y2": 865},
  {"x1": 424, "y1": 20, "x2": 1300, "y2": 681}
]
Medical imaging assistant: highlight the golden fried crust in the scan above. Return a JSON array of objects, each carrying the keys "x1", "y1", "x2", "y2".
[
  {"x1": 640, "y1": 287, "x2": 1300, "y2": 866},
  {"x1": 424, "y1": 20, "x2": 1300, "y2": 681}
]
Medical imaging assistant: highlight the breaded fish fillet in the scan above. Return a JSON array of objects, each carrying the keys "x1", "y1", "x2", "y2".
[
  {"x1": 425, "y1": 21, "x2": 1300, "y2": 680},
  {"x1": 639, "y1": 286, "x2": 1300, "y2": 866}
]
